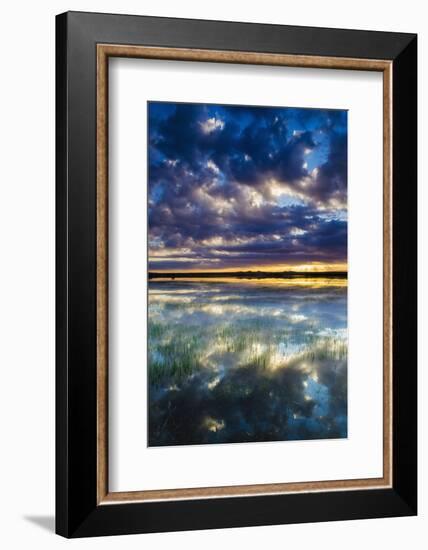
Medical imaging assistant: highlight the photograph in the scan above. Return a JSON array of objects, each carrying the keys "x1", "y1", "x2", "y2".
[
  {"x1": 0, "y1": 0, "x2": 421, "y2": 546},
  {"x1": 50, "y1": 8, "x2": 418, "y2": 539},
  {"x1": 147, "y1": 101, "x2": 348, "y2": 446}
]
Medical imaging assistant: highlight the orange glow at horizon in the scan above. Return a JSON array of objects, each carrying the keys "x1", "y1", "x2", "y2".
[{"x1": 149, "y1": 262, "x2": 348, "y2": 274}]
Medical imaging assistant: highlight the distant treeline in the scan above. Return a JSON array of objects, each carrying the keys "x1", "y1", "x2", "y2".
[{"x1": 148, "y1": 271, "x2": 347, "y2": 280}]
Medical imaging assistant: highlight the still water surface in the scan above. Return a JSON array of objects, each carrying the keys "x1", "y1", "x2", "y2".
[{"x1": 148, "y1": 278, "x2": 347, "y2": 446}]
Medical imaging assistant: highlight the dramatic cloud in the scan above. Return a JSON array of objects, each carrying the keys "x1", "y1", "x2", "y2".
[{"x1": 148, "y1": 102, "x2": 347, "y2": 272}]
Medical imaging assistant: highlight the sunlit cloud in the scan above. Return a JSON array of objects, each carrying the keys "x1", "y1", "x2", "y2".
[
  {"x1": 148, "y1": 102, "x2": 347, "y2": 272},
  {"x1": 199, "y1": 117, "x2": 225, "y2": 134}
]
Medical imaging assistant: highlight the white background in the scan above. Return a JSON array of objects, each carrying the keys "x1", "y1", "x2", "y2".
[
  {"x1": 0, "y1": 0, "x2": 425, "y2": 548},
  {"x1": 109, "y1": 59, "x2": 383, "y2": 492}
]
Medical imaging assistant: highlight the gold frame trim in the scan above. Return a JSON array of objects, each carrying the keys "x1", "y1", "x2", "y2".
[{"x1": 96, "y1": 44, "x2": 393, "y2": 504}]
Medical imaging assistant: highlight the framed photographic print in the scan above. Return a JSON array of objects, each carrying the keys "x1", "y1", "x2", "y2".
[{"x1": 56, "y1": 11, "x2": 417, "y2": 537}]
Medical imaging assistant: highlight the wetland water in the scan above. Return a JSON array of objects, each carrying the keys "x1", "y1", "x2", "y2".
[{"x1": 148, "y1": 277, "x2": 347, "y2": 447}]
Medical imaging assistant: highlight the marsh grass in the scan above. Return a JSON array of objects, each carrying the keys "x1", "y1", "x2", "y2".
[
  {"x1": 148, "y1": 316, "x2": 347, "y2": 384},
  {"x1": 304, "y1": 337, "x2": 348, "y2": 361},
  {"x1": 149, "y1": 324, "x2": 206, "y2": 383},
  {"x1": 148, "y1": 280, "x2": 348, "y2": 445}
]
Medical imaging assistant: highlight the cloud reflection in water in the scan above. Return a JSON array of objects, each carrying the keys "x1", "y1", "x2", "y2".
[{"x1": 148, "y1": 278, "x2": 347, "y2": 446}]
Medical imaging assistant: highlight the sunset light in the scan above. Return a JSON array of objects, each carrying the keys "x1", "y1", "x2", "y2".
[{"x1": 148, "y1": 102, "x2": 347, "y2": 274}]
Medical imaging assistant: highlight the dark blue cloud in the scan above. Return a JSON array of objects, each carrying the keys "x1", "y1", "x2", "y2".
[{"x1": 148, "y1": 101, "x2": 347, "y2": 271}]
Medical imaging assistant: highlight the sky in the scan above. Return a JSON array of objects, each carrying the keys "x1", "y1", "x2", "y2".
[{"x1": 148, "y1": 102, "x2": 347, "y2": 273}]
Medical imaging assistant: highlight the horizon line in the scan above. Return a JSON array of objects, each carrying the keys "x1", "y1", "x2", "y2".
[{"x1": 148, "y1": 270, "x2": 348, "y2": 279}]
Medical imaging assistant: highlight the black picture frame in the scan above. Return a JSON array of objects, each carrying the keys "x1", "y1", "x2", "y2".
[{"x1": 56, "y1": 11, "x2": 417, "y2": 538}]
